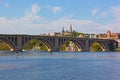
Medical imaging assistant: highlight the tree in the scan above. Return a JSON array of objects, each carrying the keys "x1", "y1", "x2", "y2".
[
  {"x1": 23, "y1": 39, "x2": 48, "y2": 51},
  {"x1": 0, "y1": 42, "x2": 10, "y2": 50},
  {"x1": 91, "y1": 42, "x2": 102, "y2": 51}
]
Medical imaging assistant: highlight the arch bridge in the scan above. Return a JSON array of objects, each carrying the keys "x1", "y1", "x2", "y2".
[{"x1": 0, "y1": 34, "x2": 118, "y2": 52}]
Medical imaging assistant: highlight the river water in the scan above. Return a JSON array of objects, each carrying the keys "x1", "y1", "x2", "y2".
[{"x1": 0, "y1": 51, "x2": 120, "y2": 80}]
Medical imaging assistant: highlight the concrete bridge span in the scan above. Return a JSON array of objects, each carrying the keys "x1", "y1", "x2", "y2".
[{"x1": 0, "y1": 34, "x2": 118, "y2": 52}]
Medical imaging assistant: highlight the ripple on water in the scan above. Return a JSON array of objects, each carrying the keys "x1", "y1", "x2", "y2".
[
  {"x1": 0, "y1": 51, "x2": 120, "y2": 80},
  {"x1": 0, "y1": 65, "x2": 20, "y2": 69}
]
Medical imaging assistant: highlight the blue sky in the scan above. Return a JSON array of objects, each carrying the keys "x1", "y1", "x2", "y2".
[{"x1": 0, "y1": 0, "x2": 120, "y2": 34}]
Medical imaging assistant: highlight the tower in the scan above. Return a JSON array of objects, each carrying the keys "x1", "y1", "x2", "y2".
[
  {"x1": 62, "y1": 27, "x2": 65, "y2": 36},
  {"x1": 70, "y1": 24, "x2": 73, "y2": 33},
  {"x1": 106, "y1": 30, "x2": 111, "y2": 38},
  {"x1": 62, "y1": 27, "x2": 65, "y2": 33}
]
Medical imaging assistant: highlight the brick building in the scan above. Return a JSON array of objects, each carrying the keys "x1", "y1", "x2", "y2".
[{"x1": 98, "y1": 30, "x2": 120, "y2": 39}]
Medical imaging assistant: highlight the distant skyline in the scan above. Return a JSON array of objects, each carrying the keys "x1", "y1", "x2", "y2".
[{"x1": 0, "y1": 0, "x2": 120, "y2": 34}]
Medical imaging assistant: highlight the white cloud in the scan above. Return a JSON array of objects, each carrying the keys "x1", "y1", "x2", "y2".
[
  {"x1": 26, "y1": 4, "x2": 40, "y2": 16},
  {"x1": 100, "y1": 12, "x2": 108, "y2": 19},
  {"x1": 1, "y1": 4, "x2": 120, "y2": 34},
  {"x1": 69, "y1": 14, "x2": 74, "y2": 18},
  {"x1": 91, "y1": 9, "x2": 98, "y2": 16},
  {"x1": 52, "y1": 6, "x2": 61, "y2": 14},
  {"x1": 111, "y1": 6, "x2": 120, "y2": 22},
  {"x1": 46, "y1": 6, "x2": 62, "y2": 14},
  {"x1": 90, "y1": 6, "x2": 120, "y2": 33},
  {"x1": 0, "y1": 0, "x2": 9, "y2": 8},
  {"x1": 22, "y1": 4, "x2": 43, "y2": 23},
  {"x1": 91, "y1": 9, "x2": 108, "y2": 19},
  {"x1": 0, "y1": 3, "x2": 43, "y2": 34},
  {"x1": 3, "y1": 2, "x2": 9, "y2": 8},
  {"x1": 4, "y1": 2, "x2": 9, "y2": 8},
  {"x1": 47, "y1": 17, "x2": 107, "y2": 34},
  {"x1": 31, "y1": 4, "x2": 40, "y2": 15},
  {"x1": 0, "y1": 14, "x2": 107, "y2": 34},
  {"x1": 108, "y1": 6, "x2": 120, "y2": 33}
]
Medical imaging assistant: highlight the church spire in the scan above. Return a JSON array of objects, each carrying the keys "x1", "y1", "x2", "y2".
[
  {"x1": 70, "y1": 24, "x2": 72, "y2": 33},
  {"x1": 62, "y1": 27, "x2": 65, "y2": 33}
]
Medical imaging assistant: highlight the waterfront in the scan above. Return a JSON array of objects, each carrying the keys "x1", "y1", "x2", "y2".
[{"x1": 0, "y1": 51, "x2": 120, "y2": 80}]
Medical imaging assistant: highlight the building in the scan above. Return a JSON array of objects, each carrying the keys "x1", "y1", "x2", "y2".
[
  {"x1": 49, "y1": 32, "x2": 61, "y2": 36},
  {"x1": 98, "y1": 30, "x2": 120, "y2": 39},
  {"x1": 62, "y1": 25, "x2": 73, "y2": 36}
]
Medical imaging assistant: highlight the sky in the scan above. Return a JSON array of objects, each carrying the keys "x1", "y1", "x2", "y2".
[{"x1": 0, "y1": 0, "x2": 120, "y2": 34}]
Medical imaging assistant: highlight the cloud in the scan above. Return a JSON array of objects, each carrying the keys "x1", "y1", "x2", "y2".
[
  {"x1": 91, "y1": 9, "x2": 108, "y2": 19},
  {"x1": 0, "y1": 14, "x2": 107, "y2": 34},
  {"x1": 69, "y1": 14, "x2": 74, "y2": 18},
  {"x1": 108, "y1": 6, "x2": 120, "y2": 32},
  {"x1": 0, "y1": 0, "x2": 9, "y2": 8},
  {"x1": 31, "y1": 4, "x2": 40, "y2": 15},
  {"x1": 99, "y1": 12, "x2": 108, "y2": 19},
  {"x1": 91, "y1": 9, "x2": 98, "y2": 16},
  {"x1": 0, "y1": 3, "x2": 43, "y2": 34},
  {"x1": 1, "y1": 4, "x2": 120, "y2": 34},
  {"x1": 48, "y1": 17, "x2": 107, "y2": 34},
  {"x1": 26, "y1": 4, "x2": 40, "y2": 16},
  {"x1": 52, "y1": 6, "x2": 61, "y2": 14},
  {"x1": 21, "y1": 4, "x2": 43, "y2": 23},
  {"x1": 46, "y1": 6, "x2": 62, "y2": 14},
  {"x1": 111, "y1": 6, "x2": 120, "y2": 21},
  {"x1": 4, "y1": 2, "x2": 9, "y2": 8}
]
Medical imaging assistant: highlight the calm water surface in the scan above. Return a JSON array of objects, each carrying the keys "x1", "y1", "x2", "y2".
[{"x1": 0, "y1": 51, "x2": 120, "y2": 80}]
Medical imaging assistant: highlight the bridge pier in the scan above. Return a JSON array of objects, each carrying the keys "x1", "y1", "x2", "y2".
[
  {"x1": 81, "y1": 48, "x2": 90, "y2": 52},
  {"x1": 103, "y1": 49, "x2": 109, "y2": 52},
  {"x1": 51, "y1": 47, "x2": 60, "y2": 52},
  {"x1": 13, "y1": 48, "x2": 23, "y2": 52}
]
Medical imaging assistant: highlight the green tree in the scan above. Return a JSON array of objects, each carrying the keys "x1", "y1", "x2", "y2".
[
  {"x1": 23, "y1": 39, "x2": 48, "y2": 51},
  {"x1": 0, "y1": 42, "x2": 10, "y2": 50},
  {"x1": 71, "y1": 31, "x2": 80, "y2": 37},
  {"x1": 91, "y1": 42, "x2": 103, "y2": 51},
  {"x1": 60, "y1": 40, "x2": 70, "y2": 51},
  {"x1": 60, "y1": 44, "x2": 66, "y2": 51}
]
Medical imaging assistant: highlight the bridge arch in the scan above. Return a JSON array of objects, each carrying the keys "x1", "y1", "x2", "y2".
[
  {"x1": 0, "y1": 37, "x2": 16, "y2": 51},
  {"x1": 59, "y1": 39, "x2": 85, "y2": 52},
  {"x1": 90, "y1": 41, "x2": 108, "y2": 51},
  {"x1": 70, "y1": 40, "x2": 85, "y2": 51},
  {"x1": 22, "y1": 38, "x2": 54, "y2": 51}
]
